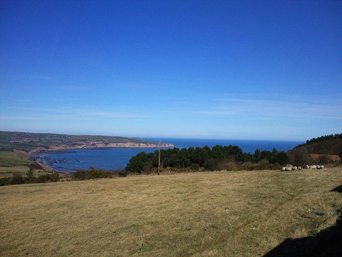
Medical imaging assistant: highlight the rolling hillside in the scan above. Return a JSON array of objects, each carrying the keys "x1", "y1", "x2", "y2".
[
  {"x1": 288, "y1": 135, "x2": 342, "y2": 165},
  {"x1": 0, "y1": 131, "x2": 173, "y2": 153}
]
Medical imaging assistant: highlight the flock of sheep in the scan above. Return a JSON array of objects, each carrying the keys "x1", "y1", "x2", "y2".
[{"x1": 281, "y1": 165, "x2": 324, "y2": 171}]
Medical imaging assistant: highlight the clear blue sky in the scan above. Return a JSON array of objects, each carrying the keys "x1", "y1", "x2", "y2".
[{"x1": 1, "y1": 0, "x2": 341, "y2": 141}]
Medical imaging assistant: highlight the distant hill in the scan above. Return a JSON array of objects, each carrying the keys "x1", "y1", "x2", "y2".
[
  {"x1": 288, "y1": 134, "x2": 342, "y2": 165},
  {"x1": 0, "y1": 131, "x2": 174, "y2": 153}
]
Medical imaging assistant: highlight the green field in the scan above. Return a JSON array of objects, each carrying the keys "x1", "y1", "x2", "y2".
[
  {"x1": 1, "y1": 168, "x2": 341, "y2": 256},
  {"x1": 0, "y1": 151, "x2": 30, "y2": 166},
  {"x1": 0, "y1": 166, "x2": 30, "y2": 178},
  {"x1": 0, "y1": 151, "x2": 31, "y2": 178}
]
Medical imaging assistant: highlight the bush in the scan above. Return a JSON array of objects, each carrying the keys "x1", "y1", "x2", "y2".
[
  {"x1": 50, "y1": 172, "x2": 60, "y2": 182},
  {"x1": 0, "y1": 171, "x2": 60, "y2": 186},
  {"x1": 204, "y1": 159, "x2": 219, "y2": 171},
  {"x1": 255, "y1": 160, "x2": 270, "y2": 170},
  {"x1": 72, "y1": 169, "x2": 87, "y2": 180},
  {"x1": 26, "y1": 167, "x2": 35, "y2": 183},
  {"x1": 12, "y1": 173, "x2": 24, "y2": 184},
  {"x1": 0, "y1": 177, "x2": 12, "y2": 186},
  {"x1": 142, "y1": 163, "x2": 154, "y2": 174},
  {"x1": 223, "y1": 162, "x2": 239, "y2": 171},
  {"x1": 36, "y1": 172, "x2": 59, "y2": 183},
  {"x1": 191, "y1": 163, "x2": 200, "y2": 171},
  {"x1": 240, "y1": 162, "x2": 254, "y2": 170},
  {"x1": 271, "y1": 163, "x2": 282, "y2": 170},
  {"x1": 72, "y1": 168, "x2": 114, "y2": 180},
  {"x1": 118, "y1": 170, "x2": 128, "y2": 177}
]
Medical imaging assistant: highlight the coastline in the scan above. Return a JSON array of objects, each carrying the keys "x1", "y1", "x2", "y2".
[
  {"x1": 27, "y1": 142, "x2": 174, "y2": 155},
  {"x1": 25, "y1": 138, "x2": 304, "y2": 173},
  {"x1": 30, "y1": 147, "x2": 167, "y2": 173}
]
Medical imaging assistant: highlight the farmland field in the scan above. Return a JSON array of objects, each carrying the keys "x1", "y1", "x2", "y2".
[
  {"x1": 1, "y1": 168, "x2": 341, "y2": 256},
  {"x1": 0, "y1": 151, "x2": 31, "y2": 178}
]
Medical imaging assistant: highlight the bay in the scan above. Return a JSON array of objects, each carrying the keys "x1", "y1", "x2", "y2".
[{"x1": 36, "y1": 138, "x2": 303, "y2": 173}]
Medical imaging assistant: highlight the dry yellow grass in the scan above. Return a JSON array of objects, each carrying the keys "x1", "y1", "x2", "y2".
[{"x1": 1, "y1": 168, "x2": 341, "y2": 256}]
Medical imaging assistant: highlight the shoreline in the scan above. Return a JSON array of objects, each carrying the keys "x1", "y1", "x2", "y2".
[
  {"x1": 27, "y1": 142, "x2": 174, "y2": 155},
  {"x1": 28, "y1": 146, "x2": 174, "y2": 173}
]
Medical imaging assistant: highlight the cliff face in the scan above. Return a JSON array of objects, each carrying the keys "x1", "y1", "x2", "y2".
[{"x1": 28, "y1": 142, "x2": 174, "y2": 154}]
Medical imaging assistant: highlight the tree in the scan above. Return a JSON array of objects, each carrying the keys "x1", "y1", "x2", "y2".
[
  {"x1": 260, "y1": 150, "x2": 272, "y2": 161},
  {"x1": 191, "y1": 147, "x2": 209, "y2": 166},
  {"x1": 204, "y1": 158, "x2": 219, "y2": 171},
  {"x1": 274, "y1": 152, "x2": 290, "y2": 166},
  {"x1": 26, "y1": 167, "x2": 35, "y2": 183},
  {"x1": 125, "y1": 152, "x2": 154, "y2": 174},
  {"x1": 253, "y1": 149, "x2": 261, "y2": 163}
]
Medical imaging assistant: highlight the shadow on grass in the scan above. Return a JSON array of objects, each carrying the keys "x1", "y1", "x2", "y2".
[{"x1": 264, "y1": 185, "x2": 342, "y2": 257}]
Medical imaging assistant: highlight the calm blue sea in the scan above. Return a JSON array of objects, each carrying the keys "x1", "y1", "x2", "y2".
[{"x1": 36, "y1": 138, "x2": 303, "y2": 173}]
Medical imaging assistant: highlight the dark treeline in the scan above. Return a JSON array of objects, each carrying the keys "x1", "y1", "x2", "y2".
[
  {"x1": 72, "y1": 166, "x2": 127, "y2": 180},
  {"x1": 297, "y1": 134, "x2": 342, "y2": 147},
  {"x1": 125, "y1": 145, "x2": 289, "y2": 174},
  {"x1": 0, "y1": 168, "x2": 59, "y2": 186},
  {"x1": 0, "y1": 167, "x2": 129, "y2": 186}
]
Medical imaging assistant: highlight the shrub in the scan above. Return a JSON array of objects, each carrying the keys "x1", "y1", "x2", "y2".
[
  {"x1": 204, "y1": 159, "x2": 219, "y2": 171},
  {"x1": 240, "y1": 162, "x2": 254, "y2": 171},
  {"x1": 25, "y1": 167, "x2": 36, "y2": 183},
  {"x1": 218, "y1": 160, "x2": 238, "y2": 171},
  {"x1": 0, "y1": 177, "x2": 12, "y2": 186},
  {"x1": 72, "y1": 168, "x2": 114, "y2": 180},
  {"x1": 12, "y1": 173, "x2": 24, "y2": 184},
  {"x1": 142, "y1": 163, "x2": 154, "y2": 174},
  {"x1": 191, "y1": 163, "x2": 200, "y2": 171},
  {"x1": 0, "y1": 172, "x2": 59, "y2": 186},
  {"x1": 72, "y1": 169, "x2": 87, "y2": 180},
  {"x1": 118, "y1": 170, "x2": 128, "y2": 177},
  {"x1": 36, "y1": 173, "x2": 59, "y2": 183},
  {"x1": 50, "y1": 172, "x2": 60, "y2": 182},
  {"x1": 271, "y1": 163, "x2": 282, "y2": 170},
  {"x1": 255, "y1": 160, "x2": 270, "y2": 170},
  {"x1": 224, "y1": 162, "x2": 238, "y2": 171}
]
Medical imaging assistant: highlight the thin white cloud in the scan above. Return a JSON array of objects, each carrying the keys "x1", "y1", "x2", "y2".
[
  {"x1": 0, "y1": 116, "x2": 44, "y2": 120},
  {"x1": 84, "y1": 110, "x2": 148, "y2": 119},
  {"x1": 194, "y1": 98, "x2": 342, "y2": 120},
  {"x1": 1, "y1": 106, "x2": 149, "y2": 121}
]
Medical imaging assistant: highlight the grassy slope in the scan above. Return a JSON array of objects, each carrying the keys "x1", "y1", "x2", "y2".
[
  {"x1": 0, "y1": 151, "x2": 30, "y2": 166},
  {"x1": 1, "y1": 169, "x2": 341, "y2": 257},
  {"x1": 288, "y1": 139, "x2": 342, "y2": 164},
  {"x1": 0, "y1": 151, "x2": 31, "y2": 178}
]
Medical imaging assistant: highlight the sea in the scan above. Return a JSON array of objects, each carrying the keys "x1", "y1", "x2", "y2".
[{"x1": 34, "y1": 138, "x2": 303, "y2": 173}]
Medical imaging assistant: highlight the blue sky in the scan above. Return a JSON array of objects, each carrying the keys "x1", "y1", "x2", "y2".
[{"x1": 0, "y1": 0, "x2": 341, "y2": 141}]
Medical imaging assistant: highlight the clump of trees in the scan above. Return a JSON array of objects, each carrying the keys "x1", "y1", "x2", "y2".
[
  {"x1": 0, "y1": 167, "x2": 60, "y2": 186},
  {"x1": 288, "y1": 133, "x2": 342, "y2": 165},
  {"x1": 72, "y1": 167, "x2": 116, "y2": 180},
  {"x1": 296, "y1": 134, "x2": 342, "y2": 147},
  {"x1": 125, "y1": 145, "x2": 289, "y2": 174}
]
